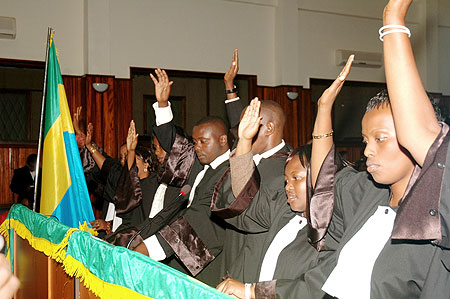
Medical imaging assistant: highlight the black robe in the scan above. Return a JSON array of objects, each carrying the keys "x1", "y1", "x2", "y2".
[
  {"x1": 221, "y1": 177, "x2": 319, "y2": 298},
  {"x1": 211, "y1": 146, "x2": 290, "y2": 283},
  {"x1": 156, "y1": 159, "x2": 229, "y2": 287},
  {"x1": 106, "y1": 120, "x2": 198, "y2": 248},
  {"x1": 297, "y1": 124, "x2": 450, "y2": 298}
]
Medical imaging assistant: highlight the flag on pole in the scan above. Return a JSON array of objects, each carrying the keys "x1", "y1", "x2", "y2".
[{"x1": 40, "y1": 33, "x2": 95, "y2": 227}]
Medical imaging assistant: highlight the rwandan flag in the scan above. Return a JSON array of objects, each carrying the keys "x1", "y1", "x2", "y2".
[{"x1": 40, "y1": 34, "x2": 95, "y2": 227}]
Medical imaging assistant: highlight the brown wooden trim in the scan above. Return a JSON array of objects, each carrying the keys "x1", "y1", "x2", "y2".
[
  {"x1": 83, "y1": 74, "x2": 117, "y2": 78},
  {"x1": 248, "y1": 76, "x2": 258, "y2": 99},
  {"x1": 181, "y1": 97, "x2": 187, "y2": 128},
  {"x1": 206, "y1": 78, "x2": 210, "y2": 115},
  {"x1": 26, "y1": 91, "x2": 32, "y2": 140},
  {"x1": 143, "y1": 97, "x2": 148, "y2": 135},
  {"x1": 130, "y1": 67, "x2": 257, "y2": 82},
  {"x1": 310, "y1": 78, "x2": 387, "y2": 89},
  {"x1": 0, "y1": 58, "x2": 44, "y2": 69},
  {"x1": 0, "y1": 142, "x2": 37, "y2": 148},
  {"x1": 257, "y1": 84, "x2": 307, "y2": 89}
]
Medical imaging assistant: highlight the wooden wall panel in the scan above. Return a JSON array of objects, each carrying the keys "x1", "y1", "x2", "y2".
[
  {"x1": 256, "y1": 85, "x2": 313, "y2": 148},
  {"x1": 255, "y1": 85, "x2": 364, "y2": 164},
  {"x1": 85, "y1": 76, "x2": 116, "y2": 157},
  {"x1": 0, "y1": 145, "x2": 37, "y2": 207},
  {"x1": 62, "y1": 75, "x2": 86, "y2": 118},
  {"x1": 0, "y1": 76, "x2": 130, "y2": 210},
  {"x1": 114, "y1": 79, "x2": 133, "y2": 149}
]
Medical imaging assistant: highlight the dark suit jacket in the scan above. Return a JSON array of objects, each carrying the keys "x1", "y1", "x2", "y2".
[{"x1": 10, "y1": 166, "x2": 41, "y2": 209}]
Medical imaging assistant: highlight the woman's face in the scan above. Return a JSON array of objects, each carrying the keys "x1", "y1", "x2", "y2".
[
  {"x1": 135, "y1": 155, "x2": 149, "y2": 179},
  {"x1": 153, "y1": 136, "x2": 167, "y2": 164},
  {"x1": 284, "y1": 155, "x2": 307, "y2": 213},
  {"x1": 362, "y1": 105, "x2": 414, "y2": 188}
]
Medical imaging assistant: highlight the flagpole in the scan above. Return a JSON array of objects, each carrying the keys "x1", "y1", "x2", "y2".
[{"x1": 33, "y1": 27, "x2": 53, "y2": 212}]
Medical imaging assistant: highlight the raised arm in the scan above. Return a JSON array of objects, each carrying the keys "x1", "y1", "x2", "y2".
[
  {"x1": 73, "y1": 106, "x2": 86, "y2": 149},
  {"x1": 126, "y1": 120, "x2": 138, "y2": 170},
  {"x1": 73, "y1": 106, "x2": 83, "y2": 136},
  {"x1": 311, "y1": 56, "x2": 353, "y2": 187},
  {"x1": 382, "y1": 0, "x2": 440, "y2": 166},
  {"x1": 150, "y1": 68, "x2": 173, "y2": 109},
  {"x1": 235, "y1": 98, "x2": 261, "y2": 157},
  {"x1": 85, "y1": 123, "x2": 106, "y2": 169},
  {"x1": 224, "y1": 48, "x2": 239, "y2": 100},
  {"x1": 224, "y1": 49, "x2": 244, "y2": 129}
]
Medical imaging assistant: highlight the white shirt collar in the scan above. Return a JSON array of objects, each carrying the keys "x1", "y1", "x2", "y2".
[
  {"x1": 253, "y1": 140, "x2": 286, "y2": 166},
  {"x1": 260, "y1": 140, "x2": 286, "y2": 159},
  {"x1": 209, "y1": 149, "x2": 230, "y2": 169}
]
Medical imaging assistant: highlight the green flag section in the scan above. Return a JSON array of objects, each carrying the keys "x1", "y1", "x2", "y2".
[
  {"x1": 0, "y1": 205, "x2": 232, "y2": 299},
  {"x1": 40, "y1": 34, "x2": 95, "y2": 227}
]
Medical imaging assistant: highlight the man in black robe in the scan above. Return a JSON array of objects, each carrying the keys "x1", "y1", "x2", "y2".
[
  {"x1": 132, "y1": 69, "x2": 231, "y2": 286},
  {"x1": 211, "y1": 98, "x2": 290, "y2": 283}
]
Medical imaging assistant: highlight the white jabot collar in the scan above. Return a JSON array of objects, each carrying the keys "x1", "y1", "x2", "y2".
[
  {"x1": 209, "y1": 149, "x2": 230, "y2": 169},
  {"x1": 253, "y1": 140, "x2": 285, "y2": 165}
]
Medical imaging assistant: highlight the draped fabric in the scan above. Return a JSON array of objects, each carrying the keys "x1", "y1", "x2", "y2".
[
  {"x1": 157, "y1": 134, "x2": 196, "y2": 188},
  {"x1": 114, "y1": 163, "x2": 143, "y2": 214},
  {"x1": 0, "y1": 205, "x2": 232, "y2": 299}
]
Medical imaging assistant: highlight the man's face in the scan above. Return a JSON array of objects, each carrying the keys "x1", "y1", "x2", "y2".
[{"x1": 192, "y1": 123, "x2": 227, "y2": 165}]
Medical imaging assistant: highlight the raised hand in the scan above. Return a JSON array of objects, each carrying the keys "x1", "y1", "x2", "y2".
[
  {"x1": 86, "y1": 122, "x2": 94, "y2": 147},
  {"x1": 127, "y1": 120, "x2": 138, "y2": 152},
  {"x1": 311, "y1": 55, "x2": 354, "y2": 188},
  {"x1": 224, "y1": 49, "x2": 239, "y2": 90},
  {"x1": 73, "y1": 106, "x2": 83, "y2": 136},
  {"x1": 150, "y1": 69, "x2": 173, "y2": 107},
  {"x1": 383, "y1": 0, "x2": 413, "y2": 25},
  {"x1": 238, "y1": 98, "x2": 262, "y2": 141},
  {"x1": 317, "y1": 55, "x2": 354, "y2": 109}
]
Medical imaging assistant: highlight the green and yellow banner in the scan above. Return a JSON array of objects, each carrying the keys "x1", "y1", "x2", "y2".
[{"x1": 0, "y1": 205, "x2": 231, "y2": 299}]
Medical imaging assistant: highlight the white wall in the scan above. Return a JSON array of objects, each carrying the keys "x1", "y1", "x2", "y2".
[
  {"x1": 107, "y1": 0, "x2": 276, "y2": 84},
  {"x1": 296, "y1": 0, "x2": 425, "y2": 88},
  {"x1": 0, "y1": 0, "x2": 85, "y2": 75},
  {"x1": 1, "y1": 0, "x2": 449, "y2": 94}
]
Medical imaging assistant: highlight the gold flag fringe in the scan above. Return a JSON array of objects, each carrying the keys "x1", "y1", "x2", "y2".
[{"x1": 0, "y1": 218, "x2": 151, "y2": 299}]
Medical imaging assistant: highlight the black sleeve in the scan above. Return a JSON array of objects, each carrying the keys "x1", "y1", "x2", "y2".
[{"x1": 226, "y1": 98, "x2": 245, "y2": 129}]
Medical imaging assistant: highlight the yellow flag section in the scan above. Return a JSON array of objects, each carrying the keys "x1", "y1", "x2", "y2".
[{"x1": 40, "y1": 34, "x2": 94, "y2": 227}]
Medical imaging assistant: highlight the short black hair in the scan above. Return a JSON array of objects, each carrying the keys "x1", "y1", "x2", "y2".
[
  {"x1": 194, "y1": 116, "x2": 228, "y2": 135},
  {"x1": 286, "y1": 144, "x2": 312, "y2": 169},
  {"x1": 365, "y1": 89, "x2": 390, "y2": 113},
  {"x1": 26, "y1": 154, "x2": 37, "y2": 167},
  {"x1": 366, "y1": 89, "x2": 443, "y2": 121},
  {"x1": 135, "y1": 145, "x2": 158, "y2": 173},
  {"x1": 195, "y1": 116, "x2": 228, "y2": 128}
]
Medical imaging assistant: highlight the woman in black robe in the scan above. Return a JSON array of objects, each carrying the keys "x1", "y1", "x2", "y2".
[
  {"x1": 215, "y1": 145, "x2": 317, "y2": 298},
  {"x1": 301, "y1": 1, "x2": 450, "y2": 297}
]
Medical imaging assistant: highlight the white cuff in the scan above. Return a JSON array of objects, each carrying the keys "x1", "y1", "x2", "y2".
[
  {"x1": 152, "y1": 101, "x2": 173, "y2": 126},
  {"x1": 143, "y1": 235, "x2": 167, "y2": 261},
  {"x1": 224, "y1": 97, "x2": 240, "y2": 104}
]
